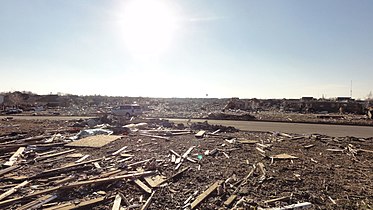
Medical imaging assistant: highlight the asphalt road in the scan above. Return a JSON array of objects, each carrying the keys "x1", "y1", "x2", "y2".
[
  {"x1": 2, "y1": 115, "x2": 372, "y2": 138},
  {"x1": 168, "y1": 119, "x2": 373, "y2": 138}
]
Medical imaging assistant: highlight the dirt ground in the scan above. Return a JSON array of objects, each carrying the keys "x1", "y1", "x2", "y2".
[{"x1": 0, "y1": 118, "x2": 372, "y2": 209}]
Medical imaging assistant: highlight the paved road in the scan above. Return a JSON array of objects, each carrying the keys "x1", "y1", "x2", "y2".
[
  {"x1": 168, "y1": 119, "x2": 373, "y2": 138},
  {"x1": 2, "y1": 115, "x2": 372, "y2": 138}
]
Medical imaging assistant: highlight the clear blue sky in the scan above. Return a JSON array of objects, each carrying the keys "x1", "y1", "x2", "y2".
[{"x1": 1, "y1": 0, "x2": 372, "y2": 99}]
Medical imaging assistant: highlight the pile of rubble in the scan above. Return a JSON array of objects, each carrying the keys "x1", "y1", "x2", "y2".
[{"x1": 0, "y1": 117, "x2": 372, "y2": 209}]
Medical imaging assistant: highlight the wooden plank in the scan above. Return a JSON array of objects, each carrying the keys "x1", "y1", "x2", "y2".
[
  {"x1": 53, "y1": 176, "x2": 75, "y2": 185},
  {"x1": 175, "y1": 146, "x2": 195, "y2": 170},
  {"x1": 75, "y1": 155, "x2": 90, "y2": 163},
  {"x1": 0, "y1": 186, "x2": 61, "y2": 207},
  {"x1": 223, "y1": 194, "x2": 237, "y2": 206},
  {"x1": 195, "y1": 131, "x2": 206, "y2": 138},
  {"x1": 134, "y1": 179, "x2": 152, "y2": 194},
  {"x1": 112, "y1": 194, "x2": 122, "y2": 210},
  {"x1": 191, "y1": 180, "x2": 223, "y2": 209},
  {"x1": 238, "y1": 140, "x2": 259, "y2": 144},
  {"x1": 18, "y1": 194, "x2": 57, "y2": 210},
  {"x1": 36, "y1": 149, "x2": 75, "y2": 161},
  {"x1": 63, "y1": 171, "x2": 156, "y2": 189},
  {"x1": 36, "y1": 157, "x2": 103, "y2": 176},
  {"x1": 182, "y1": 146, "x2": 195, "y2": 158},
  {"x1": 270, "y1": 154, "x2": 298, "y2": 159},
  {"x1": 0, "y1": 165, "x2": 20, "y2": 177},
  {"x1": 3, "y1": 147, "x2": 25, "y2": 166},
  {"x1": 46, "y1": 197, "x2": 106, "y2": 210},
  {"x1": 0, "y1": 180, "x2": 30, "y2": 201},
  {"x1": 260, "y1": 202, "x2": 312, "y2": 210},
  {"x1": 66, "y1": 135, "x2": 122, "y2": 148},
  {"x1": 262, "y1": 196, "x2": 289, "y2": 204},
  {"x1": 112, "y1": 146, "x2": 128, "y2": 156},
  {"x1": 139, "y1": 134, "x2": 170, "y2": 140},
  {"x1": 140, "y1": 191, "x2": 155, "y2": 210},
  {"x1": 169, "y1": 149, "x2": 181, "y2": 157}
]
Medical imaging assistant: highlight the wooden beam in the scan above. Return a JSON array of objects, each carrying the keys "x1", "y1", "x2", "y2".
[{"x1": 191, "y1": 180, "x2": 223, "y2": 209}]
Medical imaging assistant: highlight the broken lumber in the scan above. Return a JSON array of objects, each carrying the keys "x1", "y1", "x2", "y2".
[
  {"x1": 195, "y1": 130, "x2": 206, "y2": 138},
  {"x1": 0, "y1": 165, "x2": 20, "y2": 177},
  {"x1": 191, "y1": 180, "x2": 223, "y2": 209},
  {"x1": 75, "y1": 154, "x2": 90, "y2": 163},
  {"x1": 112, "y1": 194, "x2": 122, "y2": 210},
  {"x1": 175, "y1": 146, "x2": 195, "y2": 170},
  {"x1": 3, "y1": 147, "x2": 25, "y2": 166},
  {"x1": 140, "y1": 191, "x2": 155, "y2": 210},
  {"x1": 270, "y1": 153, "x2": 298, "y2": 160},
  {"x1": 34, "y1": 157, "x2": 103, "y2": 177},
  {"x1": 0, "y1": 186, "x2": 61, "y2": 207},
  {"x1": 258, "y1": 202, "x2": 312, "y2": 210},
  {"x1": 45, "y1": 197, "x2": 106, "y2": 210},
  {"x1": 112, "y1": 146, "x2": 128, "y2": 156},
  {"x1": 140, "y1": 134, "x2": 170, "y2": 140},
  {"x1": 35, "y1": 149, "x2": 75, "y2": 161},
  {"x1": 0, "y1": 180, "x2": 30, "y2": 201},
  {"x1": 144, "y1": 175, "x2": 167, "y2": 188},
  {"x1": 134, "y1": 179, "x2": 152, "y2": 194},
  {"x1": 18, "y1": 194, "x2": 57, "y2": 210},
  {"x1": 64, "y1": 171, "x2": 156, "y2": 189},
  {"x1": 223, "y1": 194, "x2": 237, "y2": 207}
]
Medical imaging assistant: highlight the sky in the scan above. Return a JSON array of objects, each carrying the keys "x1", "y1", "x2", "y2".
[{"x1": 0, "y1": 0, "x2": 372, "y2": 99}]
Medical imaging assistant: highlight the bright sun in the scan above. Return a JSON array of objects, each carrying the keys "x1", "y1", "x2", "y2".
[{"x1": 121, "y1": 0, "x2": 178, "y2": 60}]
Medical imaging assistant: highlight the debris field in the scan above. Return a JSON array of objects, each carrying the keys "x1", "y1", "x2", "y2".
[{"x1": 0, "y1": 117, "x2": 372, "y2": 210}]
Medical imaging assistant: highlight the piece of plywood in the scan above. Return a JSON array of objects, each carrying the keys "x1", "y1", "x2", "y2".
[
  {"x1": 195, "y1": 131, "x2": 206, "y2": 138},
  {"x1": 66, "y1": 135, "x2": 122, "y2": 148}
]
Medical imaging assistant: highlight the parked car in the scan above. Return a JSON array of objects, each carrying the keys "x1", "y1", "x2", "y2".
[{"x1": 111, "y1": 104, "x2": 142, "y2": 118}]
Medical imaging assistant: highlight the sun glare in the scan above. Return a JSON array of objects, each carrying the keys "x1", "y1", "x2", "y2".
[{"x1": 121, "y1": 0, "x2": 178, "y2": 60}]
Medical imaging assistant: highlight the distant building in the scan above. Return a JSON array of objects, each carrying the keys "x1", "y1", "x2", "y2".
[
  {"x1": 0, "y1": 95, "x2": 4, "y2": 105},
  {"x1": 301, "y1": 96, "x2": 314, "y2": 101},
  {"x1": 336, "y1": 97, "x2": 353, "y2": 102}
]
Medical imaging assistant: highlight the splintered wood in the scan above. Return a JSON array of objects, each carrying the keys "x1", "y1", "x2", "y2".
[
  {"x1": 4, "y1": 147, "x2": 25, "y2": 166},
  {"x1": 66, "y1": 135, "x2": 122, "y2": 148}
]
